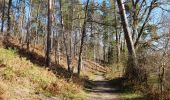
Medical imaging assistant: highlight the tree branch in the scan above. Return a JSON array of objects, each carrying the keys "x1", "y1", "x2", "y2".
[{"x1": 134, "y1": 0, "x2": 158, "y2": 48}]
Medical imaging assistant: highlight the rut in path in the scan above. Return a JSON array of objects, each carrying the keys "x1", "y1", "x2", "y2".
[{"x1": 84, "y1": 73, "x2": 126, "y2": 100}]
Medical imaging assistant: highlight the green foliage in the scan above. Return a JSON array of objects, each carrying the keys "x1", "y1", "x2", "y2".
[
  {"x1": 0, "y1": 48, "x2": 17, "y2": 59},
  {"x1": 2, "y1": 66, "x2": 15, "y2": 80}
]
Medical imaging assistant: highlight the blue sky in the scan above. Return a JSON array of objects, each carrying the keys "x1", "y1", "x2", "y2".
[
  {"x1": 12, "y1": 0, "x2": 170, "y2": 25},
  {"x1": 81, "y1": 0, "x2": 103, "y2": 3}
]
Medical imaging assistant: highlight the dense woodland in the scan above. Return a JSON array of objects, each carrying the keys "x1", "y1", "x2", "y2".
[{"x1": 0, "y1": 0, "x2": 170, "y2": 99}]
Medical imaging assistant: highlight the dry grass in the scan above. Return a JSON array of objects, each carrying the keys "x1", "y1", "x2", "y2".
[
  {"x1": 44, "y1": 81, "x2": 85, "y2": 100},
  {"x1": 0, "y1": 82, "x2": 8, "y2": 100},
  {"x1": 0, "y1": 48, "x2": 85, "y2": 100},
  {"x1": 104, "y1": 63, "x2": 124, "y2": 80},
  {"x1": 145, "y1": 88, "x2": 170, "y2": 100}
]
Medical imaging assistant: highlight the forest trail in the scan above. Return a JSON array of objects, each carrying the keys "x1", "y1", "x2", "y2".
[{"x1": 84, "y1": 72, "x2": 121, "y2": 100}]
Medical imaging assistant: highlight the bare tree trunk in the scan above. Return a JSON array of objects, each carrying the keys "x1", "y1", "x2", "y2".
[
  {"x1": 158, "y1": 65, "x2": 164, "y2": 93},
  {"x1": 20, "y1": 2, "x2": 25, "y2": 47},
  {"x1": 103, "y1": 46, "x2": 105, "y2": 63},
  {"x1": 116, "y1": 0, "x2": 136, "y2": 57},
  {"x1": 4, "y1": 0, "x2": 12, "y2": 48},
  {"x1": 57, "y1": 37, "x2": 60, "y2": 64},
  {"x1": 7, "y1": 0, "x2": 12, "y2": 36},
  {"x1": 114, "y1": 0, "x2": 120, "y2": 68},
  {"x1": 1, "y1": 0, "x2": 5, "y2": 33},
  {"x1": 134, "y1": 0, "x2": 158, "y2": 48},
  {"x1": 77, "y1": 0, "x2": 90, "y2": 75},
  {"x1": 34, "y1": 2, "x2": 41, "y2": 48},
  {"x1": 73, "y1": 31, "x2": 77, "y2": 58},
  {"x1": 26, "y1": 23, "x2": 30, "y2": 50},
  {"x1": 26, "y1": 0, "x2": 32, "y2": 50},
  {"x1": 116, "y1": 0, "x2": 144, "y2": 82},
  {"x1": 59, "y1": 0, "x2": 71, "y2": 73},
  {"x1": 116, "y1": 30, "x2": 120, "y2": 67},
  {"x1": 45, "y1": 0, "x2": 52, "y2": 67}
]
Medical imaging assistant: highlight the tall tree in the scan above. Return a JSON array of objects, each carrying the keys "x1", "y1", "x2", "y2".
[
  {"x1": 77, "y1": 0, "x2": 90, "y2": 75},
  {"x1": 1, "y1": 0, "x2": 5, "y2": 32},
  {"x1": 59, "y1": 0, "x2": 71, "y2": 73},
  {"x1": 26, "y1": 0, "x2": 32, "y2": 50},
  {"x1": 116, "y1": 0, "x2": 141, "y2": 82},
  {"x1": 7, "y1": 0, "x2": 12, "y2": 36},
  {"x1": 45, "y1": 0, "x2": 52, "y2": 67}
]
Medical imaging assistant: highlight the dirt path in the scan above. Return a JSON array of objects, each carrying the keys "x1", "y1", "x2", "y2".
[{"x1": 84, "y1": 73, "x2": 121, "y2": 100}]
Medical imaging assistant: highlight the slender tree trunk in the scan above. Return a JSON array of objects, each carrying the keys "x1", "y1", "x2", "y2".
[
  {"x1": 73, "y1": 31, "x2": 77, "y2": 58},
  {"x1": 77, "y1": 0, "x2": 90, "y2": 75},
  {"x1": 1, "y1": 0, "x2": 5, "y2": 33},
  {"x1": 134, "y1": 0, "x2": 158, "y2": 48},
  {"x1": 20, "y1": 2, "x2": 25, "y2": 47},
  {"x1": 26, "y1": 23, "x2": 30, "y2": 50},
  {"x1": 114, "y1": 0, "x2": 120, "y2": 67},
  {"x1": 103, "y1": 46, "x2": 106, "y2": 63},
  {"x1": 26, "y1": 0, "x2": 32, "y2": 50},
  {"x1": 12, "y1": 12, "x2": 15, "y2": 36},
  {"x1": 4, "y1": 0, "x2": 12, "y2": 48},
  {"x1": 7, "y1": 0, "x2": 12, "y2": 36},
  {"x1": 46, "y1": 0, "x2": 52, "y2": 67},
  {"x1": 34, "y1": 2, "x2": 41, "y2": 48},
  {"x1": 116, "y1": 31, "x2": 120, "y2": 66},
  {"x1": 57, "y1": 37, "x2": 60, "y2": 64},
  {"x1": 59, "y1": 0, "x2": 71, "y2": 73}
]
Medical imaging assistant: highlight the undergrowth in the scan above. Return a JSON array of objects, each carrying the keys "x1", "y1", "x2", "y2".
[
  {"x1": 0, "y1": 48, "x2": 85, "y2": 100},
  {"x1": 104, "y1": 63, "x2": 124, "y2": 80},
  {"x1": 104, "y1": 63, "x2": 145, "y2": 100}
]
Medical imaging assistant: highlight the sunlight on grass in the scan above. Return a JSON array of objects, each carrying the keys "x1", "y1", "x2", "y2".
[
  {"x1": 0, "y1": 48, "x2": 86, "y2": 100},
  {"x1": 105, "y1": 63, "x2": 124, "y2": 80},
  {"x1": 148, "y1": 74, "x2": 158, "y2": 84},
  {"x1": 120, "y1": 92, "x2": 144, "y2": 100}
]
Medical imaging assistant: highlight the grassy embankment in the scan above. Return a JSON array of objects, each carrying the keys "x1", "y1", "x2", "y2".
[{"x1": 0, "y1": 48, "x2": 85, "y2": 100}]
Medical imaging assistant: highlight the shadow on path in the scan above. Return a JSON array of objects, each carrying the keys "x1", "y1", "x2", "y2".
[
  {"x1": 84, "y1": 73, "x2": 144, "y2": 100},
  {"x1": 85, "y1": 77, "x2": 128, "y2": 93}
]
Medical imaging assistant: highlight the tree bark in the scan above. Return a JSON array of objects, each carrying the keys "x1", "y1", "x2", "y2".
[
  {"x1": 114, "y1": 0, "x2": 120, "y2": 67},
  {"x1": 116, "y1": 0, "x2": 136, "y2": 57},
  {"x1": 7, "y1": 0, "x2": 12, "y2": 36},
  {"x1": 116, "y1": 0, "x2": 144, "y2": 82},
  {"x1": 59, "y1": 0, "x2": 71, "y2": 73},
  {"x1": 1, "y1": 0, "x2": 5, "y2": 33},
  {"x1": 134, "y1": 0, "x2": 158, "y2": 48},
  {"x1": 45, "y1": 0, "x2": 52, "y2": 67},
  {"x1": 4, "y1": 0, "x2": 12, "y2": 48},
  {"x1": 77, "y1": 0, "x2": 90, "y2": 75}
]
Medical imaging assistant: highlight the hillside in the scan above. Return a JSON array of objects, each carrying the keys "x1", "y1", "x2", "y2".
[
  {"x1": 0, "y1": 0, "x2": 170, "y2": 99},
  {"x1": 0, "y1": 48, "x2": 85, "y2": 100}
]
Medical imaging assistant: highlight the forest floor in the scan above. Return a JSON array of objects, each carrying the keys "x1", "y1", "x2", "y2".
[
  {"x1": 84, "y1": 72, "x2": 120, "y2": 100},
  {"x1": 82, "y1": 65, "x2": 144, "y2": 100},
  {"x1": 0, "y1": 37, "x2": 144, "y2": 100},
  {"x1": 84, "y1": 72, "x2": 144, "y2": 100}
]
